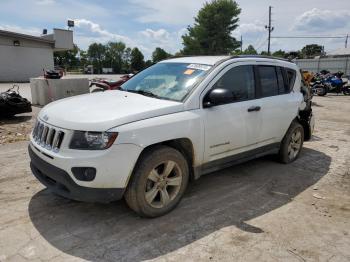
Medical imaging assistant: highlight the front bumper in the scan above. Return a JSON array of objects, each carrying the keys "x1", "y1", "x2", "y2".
[{"x1": 29, "y1": 145, "x2": 125, "y2": 203}]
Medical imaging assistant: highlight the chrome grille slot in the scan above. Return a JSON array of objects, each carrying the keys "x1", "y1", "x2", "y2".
[{"x1": 32, "y1": 120, "x2": 65, "y2": 152}]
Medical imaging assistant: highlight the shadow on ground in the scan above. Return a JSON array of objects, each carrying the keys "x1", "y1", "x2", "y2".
[
  {"x1": 0, "y1": 115, "x2": 32, "y2": 123},
  {"x1": 28, "y1": 148, "x2": 331, "y2": 261}
]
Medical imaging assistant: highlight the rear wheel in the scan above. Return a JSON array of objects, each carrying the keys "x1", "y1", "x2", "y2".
[
  {"x1": 125, "y1": 146, "x2": 189, "y2": 217},
  {"x1": 343, "y1": 86, "x2": 350, "y2": 95},
  {"x1": 278, "y1": 121, "x2": 304, "y2": 164}
]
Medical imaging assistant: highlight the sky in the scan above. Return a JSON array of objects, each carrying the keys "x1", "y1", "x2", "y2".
[{"x1": 0, "y1": 0, "x2": 349, "y2": 59}]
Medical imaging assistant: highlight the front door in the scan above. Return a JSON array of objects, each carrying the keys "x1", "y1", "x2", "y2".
[{"x1": 202, "y1": 64, "x2": 262, "y2": 164}]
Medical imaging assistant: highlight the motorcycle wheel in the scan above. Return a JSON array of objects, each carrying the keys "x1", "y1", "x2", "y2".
[
  {"x1": 316, "y1": 86, "x2": 327, "y2": 96},
  {"x1": 343, "y1": 89, "x2": 350, "y2": 95}
]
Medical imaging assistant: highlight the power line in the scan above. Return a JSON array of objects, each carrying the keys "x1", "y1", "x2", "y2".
[{"x1": 271, "y1": 36, "x2": 347, "y2": 39}]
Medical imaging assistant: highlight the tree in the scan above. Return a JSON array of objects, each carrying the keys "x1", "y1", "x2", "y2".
[
  {"x1": 301, "y1": 44, "x2": 323, "y2": 58},
  {"x1": 181, "y1": 0, "x2": 241, "y2": 55},
  {"x1": 54, "y1": 44, "x2": 79, "y2": 69},
  {"x1": 243, "y1": 45, "x2": 257, "y2": 55},
  {"x1": 106, "y1": 41, "x2": 126, "y2": 73},
  {"x1": 285, "y1": 51, "x2": 302, "y2": 60},
  {"x1": 87, "y1": 43, "x2": 106, "y2": 73},
  {"x1": 260, "y1": 51, "x2": 269, "y2": 56},
  {"x1": 130, "y1": 48, "x2": 145, "y2": 72},
  {"x1": 152, "y1": 47, "x2": 171, "y2": 63},
  {"x1": 145, "y1": 60, "x2": 153, "y2": 68},
  {"x1": 272, "y1": 49, "x2": 286, "y2": 58},
  {"x1": 122, "y1": 47, "x2": 132, "y2": 73}
]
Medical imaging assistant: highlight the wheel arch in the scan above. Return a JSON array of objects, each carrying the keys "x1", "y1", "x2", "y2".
[{"x1": 127, "y1": 138, "x2": 196, "y2": 187}]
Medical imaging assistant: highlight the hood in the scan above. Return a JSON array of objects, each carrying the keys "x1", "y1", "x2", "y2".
[{"x1": 38, "y1": 90, "x2": 183, "y2": 131}]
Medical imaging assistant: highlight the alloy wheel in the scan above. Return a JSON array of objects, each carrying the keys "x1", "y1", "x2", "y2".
[
  {"x1": 288, "y1": 129, "x2": 302, "y2": 160},
  {"x1": 144, "y1": 160, "x2": 182, "y2": 208}
]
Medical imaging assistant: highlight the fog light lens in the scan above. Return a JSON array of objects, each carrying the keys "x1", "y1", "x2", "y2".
[{"x1": 71, "y1": 167, "x2": 96, "y2": 181}]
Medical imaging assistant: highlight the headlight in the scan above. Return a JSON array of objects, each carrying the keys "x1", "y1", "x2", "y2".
[{"x1": 69, "y1": 131, "x2": 118, "y2": 150}]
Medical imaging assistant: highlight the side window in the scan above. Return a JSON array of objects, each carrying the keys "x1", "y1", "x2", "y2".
[
  {"x1": 212, "y1": 65, "x2": 255, "y2": 102},
  {"x1": 258, "y1": 66, "x2": 278, "y2": 97},
  {"x1": 285, "y1": 68, "x2": 296, "y2": 91},
  {"x1": 276, "y1": 67, "x2": 286, "y2": 94}
]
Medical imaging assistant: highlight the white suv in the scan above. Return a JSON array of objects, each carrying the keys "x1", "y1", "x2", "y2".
[{"x1": 29, "y1": 56, "x2": 314, "y2": 217}]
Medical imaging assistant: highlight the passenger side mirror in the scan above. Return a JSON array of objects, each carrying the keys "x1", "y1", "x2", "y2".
[{"x1": 203, "y1": 88, "x2": 234, "y2": 108}]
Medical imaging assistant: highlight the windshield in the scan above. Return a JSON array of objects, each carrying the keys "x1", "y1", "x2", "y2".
[{"x1": 121, "y1": 62, "x2": 211, "y2": 101}]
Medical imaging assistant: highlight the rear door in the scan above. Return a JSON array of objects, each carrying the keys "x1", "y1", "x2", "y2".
[{"x1": 256, "y1": 65, "x2": 300, "y2": 145}]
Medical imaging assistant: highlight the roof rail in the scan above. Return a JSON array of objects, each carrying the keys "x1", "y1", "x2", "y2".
[{"x1": 229, "y1": 55, "x2": 294, "y2": 63}]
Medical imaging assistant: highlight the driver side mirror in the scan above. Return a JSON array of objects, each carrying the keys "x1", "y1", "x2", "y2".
[{"x1": 203, "y1": 88, "x2": 234, "y2": 108}]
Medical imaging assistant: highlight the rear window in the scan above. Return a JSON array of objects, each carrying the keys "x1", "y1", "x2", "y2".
[
  {"x1": 286, "y1": 69, "x2": 296, "y2": 91},
  {"x1": 258, "y1": 66, "x2": 278, "y2": 97}
]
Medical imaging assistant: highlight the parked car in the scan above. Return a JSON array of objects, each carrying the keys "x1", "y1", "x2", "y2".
[{"x1": 28, "y1": 56, "x2": 314, "y2": 217}]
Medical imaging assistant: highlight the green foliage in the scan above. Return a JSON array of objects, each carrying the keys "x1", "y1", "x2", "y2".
[
  {"x1": 145, "y1": 60, "x2": 154, "y2": 68},
  {"x1": 182, "y1": 0, "x2": 241, "y2": 55},
  {"x1": 105, "y1": 41, "x2": 126, "y2": 73},
  {"x1": 284, "y1": 51, "x2": 302, "y2": 60},
  {"x1": 301, "y1": 44, "x2": 323, "y2": 58},
  {"x1": 272, "y1": 49, "x2": 286, "y2": 58},
  {"x1": 53, "y1": 44, "x2": 80, "y2": 70},
  {"x1": 87, "y1": 43, "x2": 106, "y2": 73},
  {"x1": 130, "y1": 48, "x2": 145, "y2": 72},
  {"x1": 243, "y1": 45, "x2": 257, "y2": 55},
  {"x1": 152, "y1": 47, "x2": 171, "y2": 63}
]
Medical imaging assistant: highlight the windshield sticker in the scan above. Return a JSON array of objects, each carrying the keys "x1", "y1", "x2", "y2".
[
  {"x1": 184, "y1": 69, "x2": 195, "y2": 75},
  {"x1": 187, "y1": 64, "x2": 211, "y2": 71}
]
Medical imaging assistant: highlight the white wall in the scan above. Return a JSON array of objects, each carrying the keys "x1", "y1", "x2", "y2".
[
  {"x1": 295, "y1": 57, "x2": 350, "y2": 75},
  {"x1": 0, "y1": 45, "x2": 54, "y2": 82}
]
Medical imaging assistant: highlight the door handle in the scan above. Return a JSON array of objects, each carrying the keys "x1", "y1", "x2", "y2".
[{"x1": 247, "y1": 106, "x2": 261, "y2": 112}]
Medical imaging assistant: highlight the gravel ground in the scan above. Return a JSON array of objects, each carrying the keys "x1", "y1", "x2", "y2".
[{"x1": 0, "y1": 94, "x2": 349, "y2": 262}]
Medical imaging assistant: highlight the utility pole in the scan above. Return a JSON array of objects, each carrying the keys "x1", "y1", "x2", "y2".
[
  {"x1": 346, "y1": 34, "x2": 349, "y2": 48},
  {"x1": 265, "y1": 6, "x2": 274, "y2": 55},
  {"x1": 240, "y1": 35, "x2": 243, "y2": 53}
]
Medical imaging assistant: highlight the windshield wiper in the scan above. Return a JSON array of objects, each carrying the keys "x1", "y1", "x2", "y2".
[{"x1": 123, "y1": 89, "x2": 161, "y2": 99}]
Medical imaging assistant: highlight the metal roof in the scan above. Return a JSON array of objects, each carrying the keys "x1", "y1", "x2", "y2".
[
  {"x1": 327, "y1": 48, "x2": 350, "y2": 56},
  {"x1": 0, "y1": 29, "x2": 55, "y2": 44}
]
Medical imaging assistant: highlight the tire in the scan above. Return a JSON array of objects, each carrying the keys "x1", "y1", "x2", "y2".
[
  {"x1": 278, "y1": 121, "x2": 304, "y2": 164},
  {"x1": 343, "y1": 87, "x2": 350, "y2": 95},
  {"x1": 125, "y1": 146, "x2": 189, "y2": 218},
  {"x1": 316, "y1": 85, "x2": 327, "y2": 96}
]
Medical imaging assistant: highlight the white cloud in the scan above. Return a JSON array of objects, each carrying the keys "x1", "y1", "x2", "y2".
[
  {"x1": 139, "y1": 28, "x2": 187, "y2": 55},
  {"x1": 141, "y1": 29, "x2": 170, "y2": 42},
  {"x1": 74, "y1": 19, "x2": 133, "y2": 45},
  {"x1": 129, "y1": 0, "x2": 205, "y2": 25},
  {"x1": 35, "y1": 0, "x2": 55, "y2": 5},
  {"x1": 0, "y1": 24, "x2": 41, "y2": 36},
  {"x1": 73, "y1": 19, "x2": 156, "y2": 58},
  {"x1": 293, "y1": 8, "x2": 350, "y2": 32}
]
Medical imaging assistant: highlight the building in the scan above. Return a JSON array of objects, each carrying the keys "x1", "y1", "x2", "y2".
[
  {"x1": 327, "y1": 47, "x2": 350, "y2": 57},
  {"x1": 0, "y1": 28, "x2": 73, "y2": 82}
]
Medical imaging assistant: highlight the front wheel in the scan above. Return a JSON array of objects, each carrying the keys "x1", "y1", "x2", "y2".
[
  {"x1": 315, "y1": 85, "x2": 327, "y2": 96},
  {"x1": 278, "y1": 121, "x2": 304, "y2": 164},
  {"x1": 125, "y1": 146, "x2": 189, "y2": 218}
]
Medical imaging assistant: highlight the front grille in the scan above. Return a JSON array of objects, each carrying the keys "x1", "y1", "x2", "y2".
[{"x1": 33, "y1": 121, "x2": 65, "y2": 152}]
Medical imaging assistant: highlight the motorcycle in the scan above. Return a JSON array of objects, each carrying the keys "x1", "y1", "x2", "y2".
[
  {"x1": 310, "y1": 71, "x2": 350, "y2": 96},
  {"x1": 90, "y1": 74, "x2": 134, "y2": 93},
  {"x1": 0, "y1": 85, "x2": 32, "y2": 118}
]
